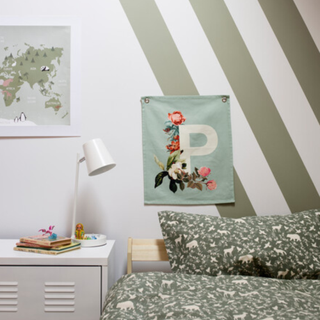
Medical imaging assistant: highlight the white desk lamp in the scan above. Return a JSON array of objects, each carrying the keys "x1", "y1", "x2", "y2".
[{"x1": 71, "y1": 138, "x2": 116, "y2": 247}]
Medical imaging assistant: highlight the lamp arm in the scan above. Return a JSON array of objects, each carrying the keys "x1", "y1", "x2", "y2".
[{"x1": 71, "y1": 153, "x2": 81, "y2": 238}]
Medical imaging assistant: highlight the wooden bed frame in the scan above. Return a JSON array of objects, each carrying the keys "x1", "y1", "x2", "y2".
[{"x1": 127, "y1": 238, "x2": 168, "y2": 274}]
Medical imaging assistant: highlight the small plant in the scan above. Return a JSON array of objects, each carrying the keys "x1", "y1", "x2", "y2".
[{"x1": 38, "y1": 225, "x2": 55, "y2": 236}]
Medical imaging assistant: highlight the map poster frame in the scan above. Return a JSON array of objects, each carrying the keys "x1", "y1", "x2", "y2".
[{"x1": 0, "y1": 16, "x2": 81, "y2": 137}]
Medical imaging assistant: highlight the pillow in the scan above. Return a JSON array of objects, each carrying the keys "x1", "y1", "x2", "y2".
[{"x1": 158, "y1": 209, "x2": 320, "y2": 279}]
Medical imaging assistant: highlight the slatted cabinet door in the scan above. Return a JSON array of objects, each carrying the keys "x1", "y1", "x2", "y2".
[{"x1": 0, "y1": 266, "x2": 101, "y2": 320}]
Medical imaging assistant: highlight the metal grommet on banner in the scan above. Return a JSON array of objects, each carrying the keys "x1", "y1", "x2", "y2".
[
  {"x1": 222, "y1": 96, "x2": 227, "y2": 103},
  {"x1": 145, "y1": 98, "x2": 150, "y2": 103}
]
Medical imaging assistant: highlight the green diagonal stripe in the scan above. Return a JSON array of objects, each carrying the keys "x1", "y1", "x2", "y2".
[
  {"x1": 219, "y1": 169, "x2": 256, "y2": 218},
  {"x1": 190, "y1": 0, "x2": 320, "y2": 212},
  {"x1": 120, "y1": 0, "x2": 256, "y2": 217},
  {"x1": 120, "y1": 0, "x2": 197, "y2": 96},
  {"x1": 259, "y1": 0, "x2": 320, "y2": 124}
]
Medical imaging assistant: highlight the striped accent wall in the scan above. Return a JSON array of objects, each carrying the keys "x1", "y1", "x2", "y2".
[{"x1": 120, "y1": 0, "x2": 320, "y2": 218}]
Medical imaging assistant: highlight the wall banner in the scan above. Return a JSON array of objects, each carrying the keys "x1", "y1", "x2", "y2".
[{"x1": 142, "y1": 95, "x2": 234, "y2": 205}]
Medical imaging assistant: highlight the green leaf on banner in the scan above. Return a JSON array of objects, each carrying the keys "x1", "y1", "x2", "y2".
[{"x1": 155, "y1": 171, "x2": 168, "y2": 188}]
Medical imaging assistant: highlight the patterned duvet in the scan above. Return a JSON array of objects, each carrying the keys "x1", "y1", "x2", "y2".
[{"x1": 100, "y1": 272, "x2": 320, "y2": 320}]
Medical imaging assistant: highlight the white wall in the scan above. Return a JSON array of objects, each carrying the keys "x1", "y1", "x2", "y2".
[{"x1": 0, "y1": 0, "x2": 216, "y2": 279}]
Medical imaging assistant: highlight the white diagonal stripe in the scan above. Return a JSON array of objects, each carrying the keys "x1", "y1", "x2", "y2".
[
  {"x1": 155, "y1": 0, "x2": 291, "y2": 215},
  {"x1": 225, "y1": 0, "x2": 320, "y2": 195},
  {"x1": 294, "y1": 0, "x2": 320, "y2": 52}
]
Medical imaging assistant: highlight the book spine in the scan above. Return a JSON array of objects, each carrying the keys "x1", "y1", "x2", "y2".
[
  {"x1": 14, "y1": 247, "x2": 58, "y2": 255},
  {"x1": 19, "y1": 238, "x2": 71, "y2": 246},
  {"x1": 16, "y1": 242, "x2": 54, "y2": 249},
  {"x1": 19, "y1": 238, "x2": 51, "y2": 245}
]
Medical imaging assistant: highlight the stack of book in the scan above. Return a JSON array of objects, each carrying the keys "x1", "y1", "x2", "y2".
[{"x1": 14, "y1": 235, "x2": 81, "y2": 255}]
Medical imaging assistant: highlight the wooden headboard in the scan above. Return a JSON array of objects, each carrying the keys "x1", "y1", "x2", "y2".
[{"x1": 127, "y1": 238, "x2": 169, "y2": 274}]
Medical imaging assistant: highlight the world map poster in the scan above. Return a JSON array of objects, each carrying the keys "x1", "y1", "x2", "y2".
[
  {"x1": 0, "y1": 20, "x2": 80, "y2": 136},
  {"x1": 142, "y1": 95, "x2": 235, "y2": 205}
]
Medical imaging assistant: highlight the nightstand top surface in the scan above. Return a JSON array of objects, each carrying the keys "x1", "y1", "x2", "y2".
[{"x1": 0, "y1": 239, "x2": 115, "y2": 266}]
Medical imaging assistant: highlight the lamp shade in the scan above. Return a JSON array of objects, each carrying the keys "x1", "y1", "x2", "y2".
[{"x1": 82, "y1": 138, "x2": 116, "y2": 176}]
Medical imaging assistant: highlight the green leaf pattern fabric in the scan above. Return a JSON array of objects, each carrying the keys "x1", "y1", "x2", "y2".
[
  {"x1": 100, "y1": 272, "x2": 320, "y2": 320},
  {"x1": 158, "y1": 209, "x2": 320, "y2": 279}
]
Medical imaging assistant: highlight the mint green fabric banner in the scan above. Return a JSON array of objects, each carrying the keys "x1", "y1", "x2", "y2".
[{"x1": 142, "y1": 95, "x2": 234, "y2": 205}]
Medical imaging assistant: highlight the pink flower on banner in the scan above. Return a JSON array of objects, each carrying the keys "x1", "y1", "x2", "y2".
[
  {"x1": 168, "y1": 111, "x2": 186, "y2": 126},
  {"x1": 198, "y1": 166, "x2": 211, "y2": 177},
  {"x1": 206, "y1": 180, "x2": 217, "y2": 190}
]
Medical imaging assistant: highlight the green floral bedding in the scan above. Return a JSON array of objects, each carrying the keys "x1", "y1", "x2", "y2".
[{"x1": 100, "y1": 272, "x2": 320, "y2": 320}]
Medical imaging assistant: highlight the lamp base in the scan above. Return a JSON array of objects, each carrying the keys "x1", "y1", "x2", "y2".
[{"x1": 72, "y1": 234, "x2": 107, "y2": 247}]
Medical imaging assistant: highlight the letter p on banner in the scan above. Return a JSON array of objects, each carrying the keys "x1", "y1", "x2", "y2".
[
  {"x1": 179, "y1": 124, "x2": 218, "y2": 174},
  {"x1": 142, "y1": 95, "x2": 234, "y2": 205}
]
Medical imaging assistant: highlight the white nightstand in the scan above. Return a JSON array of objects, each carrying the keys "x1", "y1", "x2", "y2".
[{"x1": 0, "y1": 239, "x2": 115, "y2": 320}]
